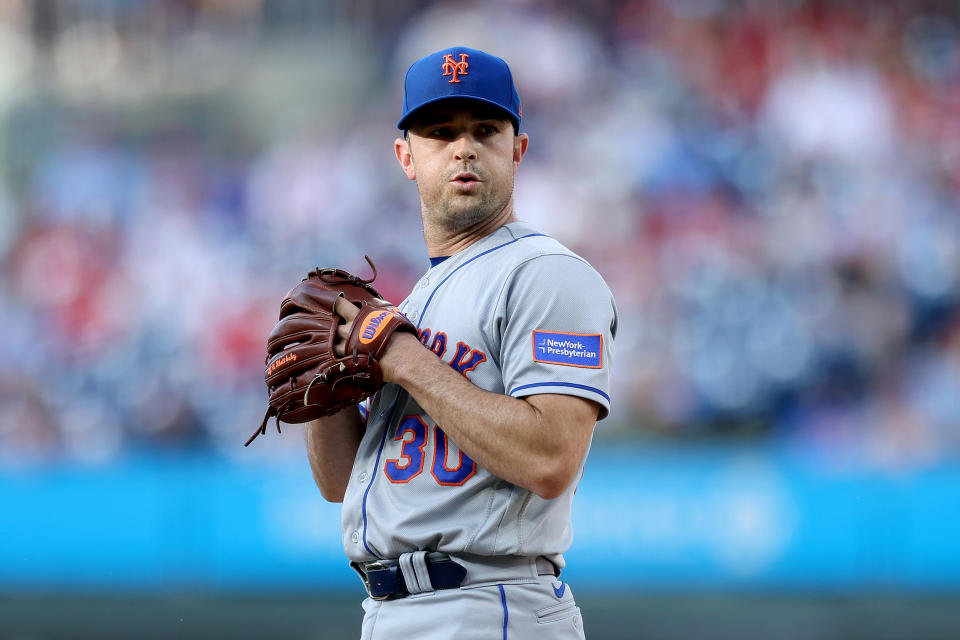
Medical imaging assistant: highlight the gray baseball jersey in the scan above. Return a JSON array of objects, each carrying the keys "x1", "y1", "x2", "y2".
[{"x1": 341, "y1": 221, "x2": 617, "y2": 571}]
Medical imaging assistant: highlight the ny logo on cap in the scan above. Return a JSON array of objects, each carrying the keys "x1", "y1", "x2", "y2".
[{"x1": 441, "y1": 53, "x2": 469, "y2": 83}]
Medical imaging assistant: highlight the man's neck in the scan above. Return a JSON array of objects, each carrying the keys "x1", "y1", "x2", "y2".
[{"x1": 423, "y1": 203, "x2": 518, "y2": 258}]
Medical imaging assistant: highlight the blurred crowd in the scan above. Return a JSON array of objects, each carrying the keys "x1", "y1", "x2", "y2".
[{"x1": 0, "y1": 0, "x2": 958, "y2": 466}]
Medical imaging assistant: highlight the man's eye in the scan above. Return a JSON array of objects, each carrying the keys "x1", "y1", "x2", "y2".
[
  {"x1": 477, "y1": 125, "x2": 497, "y2": 135},
  {"x1": 430, "y1": 128, "x2": 452, "y2": 138}
]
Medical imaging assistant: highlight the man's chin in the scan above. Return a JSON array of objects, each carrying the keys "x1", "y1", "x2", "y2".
[
  {"x1": 428, "y1": 193, "x2": 511, "y2": 232},
  {"x1": 440, "y1": 211, "x2": 491, "y2": 233}
]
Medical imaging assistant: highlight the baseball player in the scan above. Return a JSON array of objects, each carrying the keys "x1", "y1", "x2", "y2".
[{"x1": 306, "y1": 46, "x2": 617, "y2": 639}]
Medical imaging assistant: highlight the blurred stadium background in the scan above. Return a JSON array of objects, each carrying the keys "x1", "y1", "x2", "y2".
[{"x1": 1, "y1": 0, "x2": 959, "y2": 638}]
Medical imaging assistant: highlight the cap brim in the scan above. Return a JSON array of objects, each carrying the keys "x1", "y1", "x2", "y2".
[{"x1": 397, "y1": 95, "x2": 520, "y2": 130}]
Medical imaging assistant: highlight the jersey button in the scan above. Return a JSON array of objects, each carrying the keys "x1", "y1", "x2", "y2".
[
  {"x1": 351, "y1": 531, "x2": 360, "y2": 544},
  {"x1": 358, "y1": 471, "x2": 368, "y2": 483},
  {"x1": 420, "y1": 278, "x2": 429, "y2": 288}
]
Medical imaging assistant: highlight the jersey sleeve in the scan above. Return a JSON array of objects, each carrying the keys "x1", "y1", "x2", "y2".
[{"x1": 495, "y1": 253, "x2": 617, "y2": 419}]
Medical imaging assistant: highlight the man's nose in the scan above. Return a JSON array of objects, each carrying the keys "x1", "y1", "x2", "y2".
[{"x1": 453, "y1": 134, "x2": 478, "y2": 161}]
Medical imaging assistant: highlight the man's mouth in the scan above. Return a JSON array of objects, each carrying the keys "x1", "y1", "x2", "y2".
[{"x1": 452, "y1": 172, "x2": 480, "y2": 184}]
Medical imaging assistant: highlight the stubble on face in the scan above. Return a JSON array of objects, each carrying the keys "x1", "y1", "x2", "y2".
[
  {"x1": 418, "y1": 161, "x2": 515, "y2": 234},
  {"x1": 404, "y1": 103, "x2": 519, "y2": 236}
]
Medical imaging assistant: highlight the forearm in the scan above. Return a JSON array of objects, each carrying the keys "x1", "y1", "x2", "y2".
[
  {"x1": 305, "y1": 405, "x2": 365, "y2": 502},
  {"x1": 382, "y1": 334, "x2": 590, "y2": 498}
]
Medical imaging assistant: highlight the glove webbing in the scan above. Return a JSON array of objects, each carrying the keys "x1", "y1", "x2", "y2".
[{"x1": 313, "y1": 256, "x2": 381, "y2": 298}]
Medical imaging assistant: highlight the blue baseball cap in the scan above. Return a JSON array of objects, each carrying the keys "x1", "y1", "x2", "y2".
[{"x1": 398, "y1": 46, "x2": 522, "y2": 131}]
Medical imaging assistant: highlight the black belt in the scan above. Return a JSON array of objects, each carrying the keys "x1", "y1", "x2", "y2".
[
  {"x1": 363, "y1": 553, "x2": 465, "y2": 600},
  {"x1": 359, "y1": 553, "x2": 557, "y2": 601}
]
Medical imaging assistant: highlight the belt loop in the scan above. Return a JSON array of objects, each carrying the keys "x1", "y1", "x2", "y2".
[
  {"x1": 398, "y1": 551, "x2": 434, "y2": 595},
  {"x1": 536, "y1": 556, "x2": 559, "y2": 577},
  {"x1": 412, "y1": 551, "x2": 434, "y2": 592}
]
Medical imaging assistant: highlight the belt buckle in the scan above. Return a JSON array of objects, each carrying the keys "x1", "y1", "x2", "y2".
[{"x1": 362, "y1": 561, "x2": 392, "y2": 601}]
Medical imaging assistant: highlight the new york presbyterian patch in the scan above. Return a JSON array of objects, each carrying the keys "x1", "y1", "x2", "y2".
[{"x1": 532, "y1": 331, "x2": 603, "y2": 369}]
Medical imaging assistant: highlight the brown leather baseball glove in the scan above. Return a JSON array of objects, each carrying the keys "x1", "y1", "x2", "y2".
[{"x1": 245, "y1": 258, "x2": 417, "y2": 446}]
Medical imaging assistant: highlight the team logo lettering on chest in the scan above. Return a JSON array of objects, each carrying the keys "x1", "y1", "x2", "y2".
[
  {"x1": 417, "y1": 328, "x2": 448, "y2": 357},
  {"x1": 417, "y1": 327, "x2": 486, "y2": 379}
]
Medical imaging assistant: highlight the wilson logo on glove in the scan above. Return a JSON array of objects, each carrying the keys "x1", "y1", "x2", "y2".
[{"x1": 359, "y1": 308, "x2": 403, "y2": 344}]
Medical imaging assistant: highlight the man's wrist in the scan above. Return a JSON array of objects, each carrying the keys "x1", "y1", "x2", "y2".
[{"x1": 380, "y1": 331, "x2": 426, "y2": 385}]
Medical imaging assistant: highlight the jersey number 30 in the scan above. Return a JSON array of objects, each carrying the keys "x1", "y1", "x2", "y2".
[{"x1": 384, "y1": 416, "x2": 477, "y2": 486}]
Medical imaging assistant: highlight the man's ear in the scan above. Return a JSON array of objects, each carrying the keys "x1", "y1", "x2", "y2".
[
  {"x1": 514, "y1": 132, "x2": 529, "y2": 169},
  {"x1": 395, "y1": 137, "x2": 417, "y2": 181}
]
